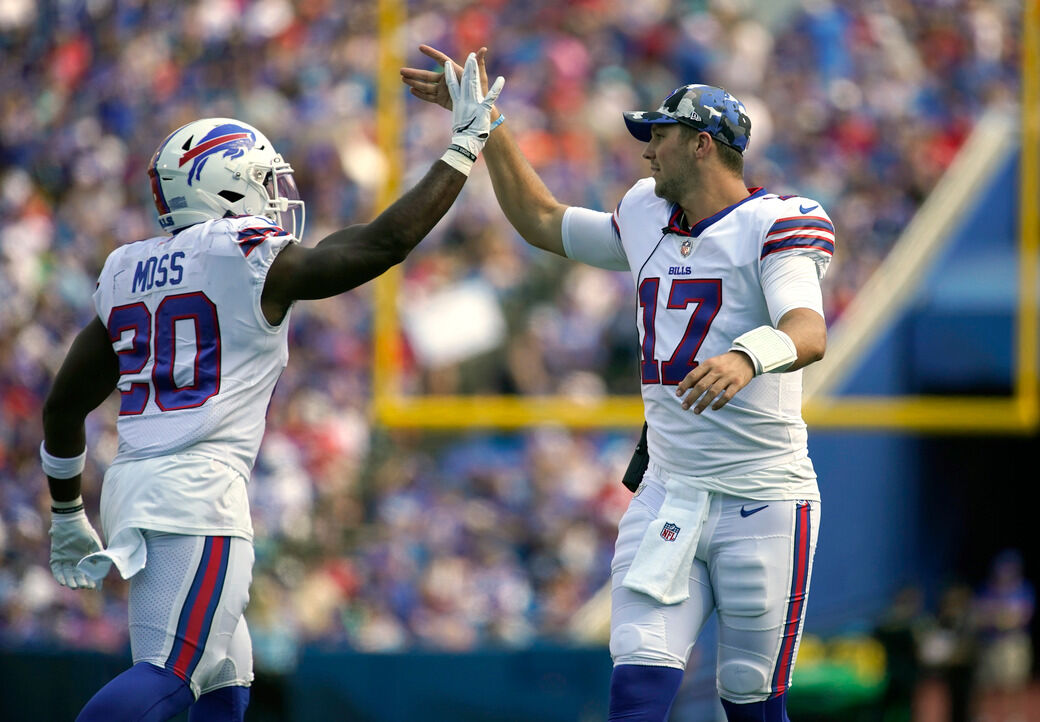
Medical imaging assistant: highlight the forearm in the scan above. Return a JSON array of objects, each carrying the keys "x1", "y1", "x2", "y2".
[
  {"x1": 296, "y1": 161, "x2": 467, "y2": 297},
  {"x1": 46, "y1": 471, "x2": 83, "y2": 503},
  {"x1": 42, "y1": 405, "x2": 87, "y2": 457},
  {"x1": 367, "y1": 160, "x2": 467, "y2": 259},
  {"x1": 42, "y1": 318, "x2": 119, "y2": 501},
  {"x1": 43, "y1": 396, "x2": 90, "y2": 503},
  {"x1": 777, "y1": 308, "x2": 826, "y2": 371},
  {"x1": 482, "y1": 117, "x2": 567, "y2": 255}
]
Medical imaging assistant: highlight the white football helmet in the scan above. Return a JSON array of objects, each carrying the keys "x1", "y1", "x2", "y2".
[{"x1": 148, "y1": 117, "x2": 305, "y2": 240}]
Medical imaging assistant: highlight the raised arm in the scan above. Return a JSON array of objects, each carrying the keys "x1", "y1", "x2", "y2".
[
  {"x1": 261, "y1": 163, "x2": 467, "y2": 318},
  {"x1": 482, "y1": 115, "x2": 569, "y2": 256},
  {"x1": 401, "y1": 45, "x2": 569, "y2": 257},
  {"x1": 261, "y1": 53, "x2": 503, "y2": 323}
]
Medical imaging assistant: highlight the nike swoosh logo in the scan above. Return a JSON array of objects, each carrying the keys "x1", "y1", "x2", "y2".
[
  {"x1": 453, "y1": 117, "x2": 476, "y2": 134},
  {"x1": 799, "y1": 203, "x2": 818, "y2": 214},
  {"x1": 740, "y1": 504, "x2": 769, "y2": 518}
]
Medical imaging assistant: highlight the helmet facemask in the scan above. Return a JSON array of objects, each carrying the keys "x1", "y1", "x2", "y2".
[{"x1": 261, "y1": 160, "x2": 305, "y2": 241}]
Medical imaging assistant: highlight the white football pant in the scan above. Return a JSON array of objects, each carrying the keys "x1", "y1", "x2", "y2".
[
  {"x1": 129, "y1": 531, "x2": 254, "y2": 697},
  {"x1": 610, "y1": 469, "x2": 819, "y2": 704}
]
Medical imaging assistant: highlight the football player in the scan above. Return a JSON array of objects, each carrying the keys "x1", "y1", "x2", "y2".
[
  {"x1": 402, "y1": 47, "x2": 831, "y2": 722},
  {"x1": 42, "y1": 54, "x2": 502, "y2": 721}
]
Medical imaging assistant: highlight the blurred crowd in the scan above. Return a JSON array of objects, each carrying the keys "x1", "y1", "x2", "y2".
[
  {"x1": 0, "y1": 0, "x2": 1024, "y2": 669},
  {"x1": 874, "y1": 550, "x2": 1035, "y2": 721}
]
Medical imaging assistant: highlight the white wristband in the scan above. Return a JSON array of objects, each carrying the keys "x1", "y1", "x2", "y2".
[
  {"x1": 40, "y1": 442, "x2": 87, "y2": 479},
  {"x1": 440, "y1": 146, "x2": 476, "y2": 176},
  {"x1": 730, "y1": 326, "x2": 798, "y2": 375}
]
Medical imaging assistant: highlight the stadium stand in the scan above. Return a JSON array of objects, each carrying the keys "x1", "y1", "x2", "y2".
[{"x1": 0, "y1": 0, "x2": 1030, "y2": 718}]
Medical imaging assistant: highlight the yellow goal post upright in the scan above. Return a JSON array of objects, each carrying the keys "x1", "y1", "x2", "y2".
[
  {"x1": 801, "y1": 0, "x2": 1038, "y2": 434},
  {"x1": 371, "y1": 0, "x2": 1039, "y2": 435}
]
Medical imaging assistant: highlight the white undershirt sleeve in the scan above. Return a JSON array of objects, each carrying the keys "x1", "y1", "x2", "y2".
[
  {"x1": 562, "y1": 206, "x2": 629, "y2": 271},
  {"x1": 760, "y1": 253, "x2": 825, "y2": 326}
]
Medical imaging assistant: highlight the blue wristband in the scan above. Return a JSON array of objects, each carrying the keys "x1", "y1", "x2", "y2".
[{"x1": 489, "y1": 114, "x2": 506, "y2": 132}]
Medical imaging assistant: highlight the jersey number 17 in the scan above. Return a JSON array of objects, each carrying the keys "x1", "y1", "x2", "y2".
[{"x1": 638, "y1": 278, "x2": 722, "y2": 385}]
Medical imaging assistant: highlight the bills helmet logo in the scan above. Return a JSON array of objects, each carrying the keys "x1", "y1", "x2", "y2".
[
  {"x1": 660, "y1": 522, "x2": 680, "y2": 542},
  {"x1": 178, "y1": 123, "x2": 257, "y2": 185}
]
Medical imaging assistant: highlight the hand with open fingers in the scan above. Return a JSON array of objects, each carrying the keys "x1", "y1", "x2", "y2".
[
  {"x1": 675, "y1": 351, "x2": 756, "y2": 414},
  {"x1": 430, "y1": 51, "x2": 504, "y2": 176},
  {"x1": 446, "y1": 51, "x2": 504, "y2": 155},
  {"x1": 50, "y1": 509, "x2": 103, "y2": 590},
  {"x1": 401, "y1": 45, "x2": 498, "y2": 112},
  {"x1": 400, "y1": 44, "x2": 458, "y2": 110}
]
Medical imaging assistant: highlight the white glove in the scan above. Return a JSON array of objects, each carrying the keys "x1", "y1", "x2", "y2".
[
  {"x1": 441, "y1": 52, "x2": 505, "y2": 175},
  {"x1": 50, "y1": 509, "x2": 103, "y2": 589}
]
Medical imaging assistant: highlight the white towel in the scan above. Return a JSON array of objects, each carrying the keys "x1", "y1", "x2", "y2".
[
  {"x1": 77, "y1": 527, "x2": 148, "y2": 582},
  {"x1": 622, "y1": 481, "x2": 710, "y2": 604}
]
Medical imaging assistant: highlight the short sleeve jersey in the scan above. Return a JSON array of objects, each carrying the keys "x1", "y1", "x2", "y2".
[
  {"x1": 93, "y1": 215, "x2": 296, "y2": 480},
  {"x1": 567, "y1": 179, "x2": 834, "y2": 486}
]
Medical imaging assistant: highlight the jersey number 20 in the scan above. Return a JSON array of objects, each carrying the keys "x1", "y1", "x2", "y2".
[
  {"x1": 639, "y1": 278, "x2": 722, "y2": 384},
  {"x1": 107, "y1": 292, "x2": 221, "y2": 415}
]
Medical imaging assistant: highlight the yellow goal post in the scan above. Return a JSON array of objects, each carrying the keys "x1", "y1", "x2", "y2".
[{"x1": 371, "y1": 0, "x2": 1038, "y2": 435}]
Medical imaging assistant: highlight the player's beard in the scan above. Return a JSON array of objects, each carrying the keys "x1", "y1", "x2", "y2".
[{"x1": 652, "y1": 152, "x2": 700, "y2": 206}]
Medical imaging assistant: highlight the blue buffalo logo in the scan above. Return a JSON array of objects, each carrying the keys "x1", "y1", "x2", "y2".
[
  {"x1": 179, "y1": 124, "x2": 256, "y2": 185},
  {"x1": 660, "y1": 522, "x2": 680, "y2": 542}
]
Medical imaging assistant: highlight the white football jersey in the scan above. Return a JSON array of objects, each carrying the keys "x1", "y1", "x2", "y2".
[
  {"x1": 92, "y1": 215, "x2": 295, "y2": 537},
  {"x1": 563, "y1": 179, "x2": 834, "y2": 498}
]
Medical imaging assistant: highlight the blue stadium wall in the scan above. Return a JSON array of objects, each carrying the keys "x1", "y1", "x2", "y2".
[{"x1": 806, "y1": 147, "x2": 1031, "y2": 629}]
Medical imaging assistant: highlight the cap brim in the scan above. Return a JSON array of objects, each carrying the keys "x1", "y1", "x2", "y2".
[{"x1": 623, "y1": 111, "x2": 679, "y2": 142}]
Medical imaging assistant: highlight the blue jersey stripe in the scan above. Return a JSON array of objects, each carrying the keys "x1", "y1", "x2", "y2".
[
  {"x1": 767, "y1": 217, "x2": 834, "y2": 235},
  {"x1": 761, "y1": 236, "x2": 835, "y2": 258}
]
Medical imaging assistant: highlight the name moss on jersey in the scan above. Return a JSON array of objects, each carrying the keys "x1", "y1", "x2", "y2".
[
  {"x1": 93, "y1": 215, "x2": 296, "y2": 479},
  {"x1": 612, "y1": 179, "x2": 834, "y2": 483}
]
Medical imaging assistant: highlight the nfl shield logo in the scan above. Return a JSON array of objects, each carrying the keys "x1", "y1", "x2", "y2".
[
  {"x1": 680, "y1": 239, "x2": 692, "y2": 257},
  {"x1": 661, "y1": 522, "x2": 680, "y2": 541}
]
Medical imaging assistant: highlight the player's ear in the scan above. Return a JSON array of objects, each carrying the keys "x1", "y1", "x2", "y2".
[{"x1": 695, "y1": 131, "x2": 713, "y2": 158}]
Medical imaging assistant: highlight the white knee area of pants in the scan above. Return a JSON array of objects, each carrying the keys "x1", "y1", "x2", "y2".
[
  {"x1": 717, "y1": 660, "x2": 770, "y2": 701},
  {"x1": 610, "y1": 622, "x2": 686, "y2": 669},
  {"x1": 609, "y1": 592, "x2": 701, "y2": 669},
  {"x1": 609, "y1": 622, "x2": 646, "y2": 660}
]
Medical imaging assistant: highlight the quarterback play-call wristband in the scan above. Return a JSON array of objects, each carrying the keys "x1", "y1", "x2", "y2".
[{"x1": 729, "y1": 326, "x2": 798, "y2": 375}]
